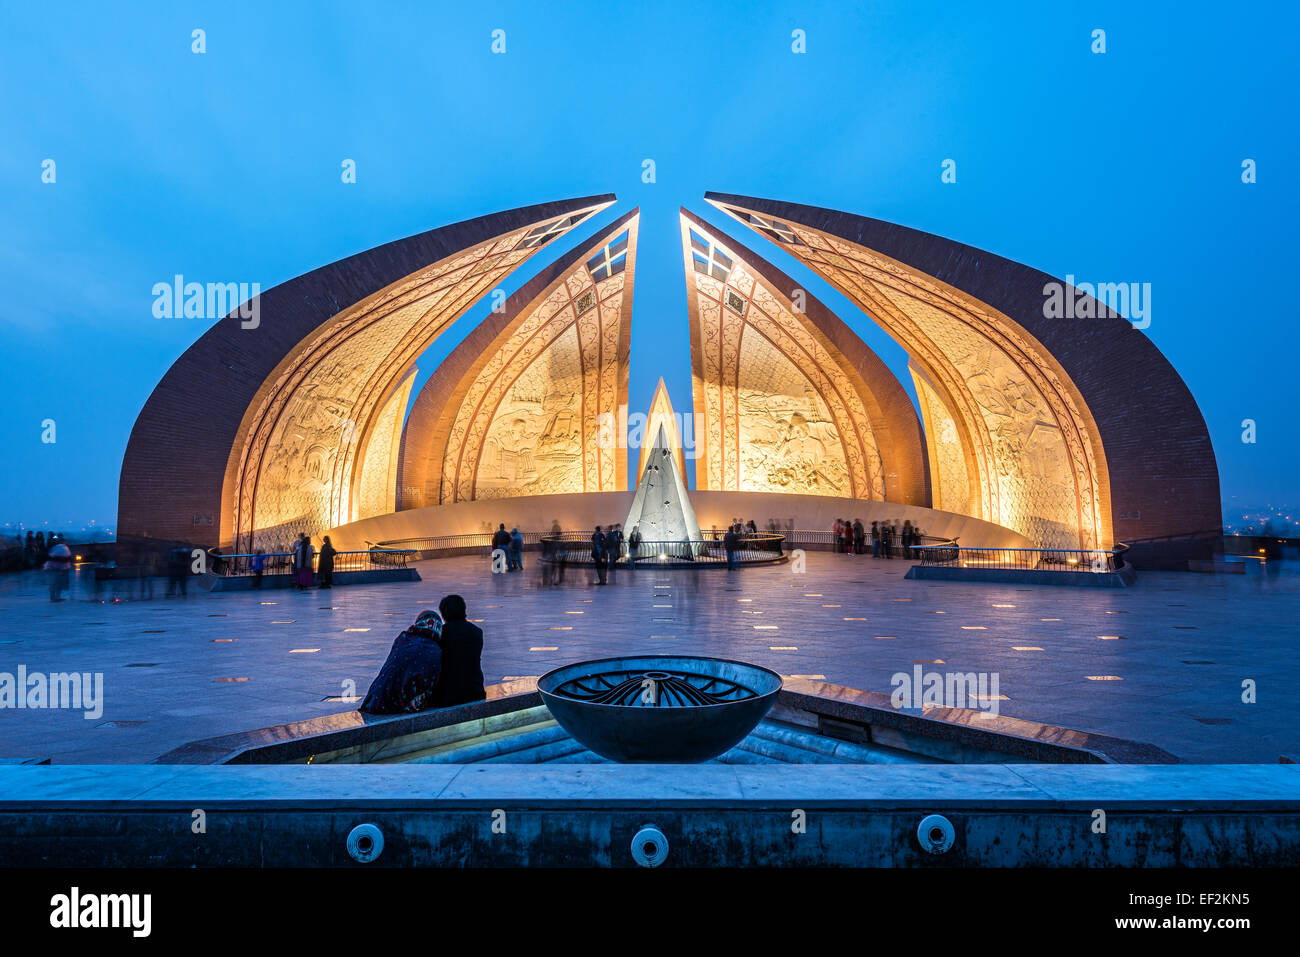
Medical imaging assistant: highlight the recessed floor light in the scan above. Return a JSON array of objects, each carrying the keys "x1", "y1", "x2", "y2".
[
  {"x1": 211, "y1": 638, "x2": 236, "y2": 643},
  {"x1": 290, "y1": 648, "x2": 320, "y2": 654},
  {"x1": 550, "y1": 626, "x2": 572, "y2": 630},
  {"x1": 1086, "y1": 675, "x2": 1124, "y2": 681},
  {"x1": 530, "y1": 647, "x2": 558, "y2": 652},
  {"x1": 992, "y1": 604, "x2": 1015, "y2": 608},
  {"x1": 769, "y1": 646, "x2": 798, "y2": 650},
  {"x1": 344, "y1": 628, "x2": 370, "y2": 632},
  {"x1": 1040, "y1": 618, "x2": 1062, "y2": 622},
  {"x1": 843, "y1": 617, "x2": 866, "y2": 621},
  {"x1": 804, "y1": 593, "x2": 823, "y2": 597},
  {"x1": 874, "y1": 636, "x2": 898, "y2": 640},
  {"x1": 1012, "y1": 646, "x2": 1043, "y2": 651},
  {"x1": 822, "y1": 604, "x2": 841, "y2": 607},
  {"x1": 565, "y1": 610, "x2": 584, "y2": 614},
  {"x1": 271, "y1": 620, "x2": 295, "y2": 624},
  {"x1": 754, "y1": 625, "x2": 778, "y2": 630},
  {"x1": 961, "y1": 626, "x2": 986, "y2": 630},
  {"x1": 1097, "y1": 635, "x2": 1125, "y2": 640}
]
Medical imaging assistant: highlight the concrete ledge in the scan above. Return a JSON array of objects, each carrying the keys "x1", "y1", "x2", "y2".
[
  {"x1": 905, "y1": 564, "x2": 1137, "y2": 587},
  {"x1": 0, "y1": 765, "x2": 1295, "y2": 866}
]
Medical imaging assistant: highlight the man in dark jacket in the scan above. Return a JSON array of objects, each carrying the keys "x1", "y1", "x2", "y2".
[
  {"x1": 360, "y1": 610, "x2": 444, "y2": 714},
  {"x1": 491, "y1": 523, "x2": 511, "y2": 572},
  {"x1": 591, "y1": 526, "x2": 607, "y2": 584},
  {"x1": 434, "y1": 594, "x2": 486, "y2": 707}
]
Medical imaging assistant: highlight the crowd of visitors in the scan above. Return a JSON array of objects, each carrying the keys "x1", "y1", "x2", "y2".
[{"x1": 831, "y1": 518, "x2": 927, "y2": 559}]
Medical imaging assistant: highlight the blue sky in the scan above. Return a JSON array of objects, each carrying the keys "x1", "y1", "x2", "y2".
[{"x1": 1, "y1": 0, "x2": 1296, "y2": 532}]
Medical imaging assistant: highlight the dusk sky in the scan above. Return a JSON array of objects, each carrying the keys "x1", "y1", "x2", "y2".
[{"x1": 2, "y1": 0, "x2": 1296, "y2": 532}]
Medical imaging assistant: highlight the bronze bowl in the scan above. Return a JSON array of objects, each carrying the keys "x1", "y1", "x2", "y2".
[{"x1": 538, "y1": 656, "x2": 782, "y2": 763}]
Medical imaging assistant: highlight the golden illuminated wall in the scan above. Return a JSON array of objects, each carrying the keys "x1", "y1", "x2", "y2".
[
  {"x1": 683, "y1": 215, "x2": 886, "y2": 500},
  {"x1": 709, "y1": 198, "x2": 1108, "y2": 549},
  {"x1": 355, "y1": 368, "x2": 417, "y2": 522},
  {"x1": 436, "y1": 218, "x2": 638, "y2": 502},
  {"x1": 226, "y1": 201, "x2": 611, "y2": 551}
]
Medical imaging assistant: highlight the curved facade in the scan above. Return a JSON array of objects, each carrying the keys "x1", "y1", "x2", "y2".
[
  {"x1": 681, "y1": 210, "x2": 929, "y2": 506},
  {"x1": 705, "y1": 193, "x2": 1221, "y2": 553},
  {"x1": 397, "y1": 209, "x2": 639, "y2": 507},
  {"x1": 118, "y1": 195, "x2": 615, "y2": 552}
]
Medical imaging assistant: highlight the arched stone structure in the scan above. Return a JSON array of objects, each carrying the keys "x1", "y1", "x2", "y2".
[
  {"x1": 398, "y1": 210, "x2": 639, "y2": 506},
  {"x1": 117, "y1": 195, "x2": 615, "y2": 553},
  {"x1": 681, "y1": 210, "x2": 929, "y2": 506},
  {"x1": 705, "y1": 193, "x2": 1221, "y2": 555}
]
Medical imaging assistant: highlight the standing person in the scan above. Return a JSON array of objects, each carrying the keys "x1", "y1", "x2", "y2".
[
  {"x1": 605, "y1": 523, "x2": 622, "y2": 578},
  {"x1": 843, "y1": 520, "x2": 855, "y2": 557},
  {"x1": 853, "y1": 518, "x2": 866, "y2": 555},
  {"x1": 627, "y1": 524, "x2": 642, "y2": 569},
  {"x1": 359, "y1": 610, "x2": 444, "y2": 714},
  {"x1": 492, "y1": 523, "x2": 511, "y2": 571},
  {"x1": 882, "y1": 523, "x2": 894, "y2": 560},
  {"x1": 832, "y1": 519, "x2": 843, "y2": 554},
  {"x1": 296, "y1": 535, "x2": 315, "y2": 589},
  {"x1": 318, "y1": 536, "x2": 337, "y2": 588},
  {"x1": 724, "y1": 524, "x2": 739, "y2": 570},
  {"x1": 871, "y1": 521, "x2": 881, "y2": 558},
  {"x1": 434, "y1": 594, "x2": 486, "y2": 707},
  {"x1": 746, "y1": 518, "x2": 757, "y2": 535},
  {"x1": 251, "y1": 549, "x2": 266, "y2": 588},
  {"x1": 44, "y1": 538, "x2": 73, "y2": 602},
  {"x1": 591, "y1": 526, "x2": 607, "y2": 585},
  {"x1": 509, "y1": 527, "x2": 524, "y2": 572}
]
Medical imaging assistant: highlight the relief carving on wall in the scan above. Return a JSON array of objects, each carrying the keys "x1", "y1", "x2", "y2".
[
  {"x1": 228, "y1": 209, "x2": 598, "y2": 552},
  {"x1": 438, "y1": 231, "x2": 634, "y2": 503},
  {"x1": 686, "y1": 223, "x2": 887, "y2": 500},
  {"x1": 717, "y1": 208, "x2": 1106, "y2": 550}
]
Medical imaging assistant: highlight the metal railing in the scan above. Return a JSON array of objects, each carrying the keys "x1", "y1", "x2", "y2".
[
  {"x1": 207, "y1": 548, "x2": 414, "y2": 577},
  {"x1": 539, "y1": 534, "x2": 786, "y2": 566},
  {"x1": 912, "y1": 543, "x2": 1129, "y2": 573}
]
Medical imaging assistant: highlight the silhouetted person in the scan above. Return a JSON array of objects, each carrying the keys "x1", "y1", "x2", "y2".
[
  {"x1": 591, "y1": 526, "x2": 607, "y2": 584},
  {"x1": 295, "y1": 534, "x2": 315, "y2": 589},
  {"x1": 360, "y1": 610, "x2": 444, "y2": 714},
  {"x1": 318, "y1": 536, "x2": 336, "y2": 588},
  {"x1": 627, "y1": 524, "x2": 642, "y2": 569},
  {"x1": 45, "y1": 539, "x2": 72, "y2": 602},
  {"x1": 492, "y1": 523, "x2": 510, "y2": 571},
  {"x1": 606, "y1": 523, "x2": 622, "y2": 577},
  {"x1": 434, "y1": 594, "x2": 485, "y2": 707},
  {"x1": 724, "y1": 525, "x2": 740, "y2": 569},
  {"x1": 853, "y1": 519, "x2": 865, "y2": 555},
  {"x1": 509, "y1": 527, "x2": 524, "y2": 572},
  {"x1": 251, "y1": 549, "x2": 266, "y2": 588}
]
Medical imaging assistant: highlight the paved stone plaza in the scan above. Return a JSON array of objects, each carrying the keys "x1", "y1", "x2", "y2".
[{"x1": 0, "y1": 553, "x2": 1294, "y2": 765}]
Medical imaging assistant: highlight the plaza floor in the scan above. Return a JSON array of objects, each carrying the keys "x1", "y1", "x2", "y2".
[{"x1": 0, "y1": 553, "x2": 1295, "y2": 765}]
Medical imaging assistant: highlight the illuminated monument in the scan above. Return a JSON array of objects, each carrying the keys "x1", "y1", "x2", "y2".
[{"x1": 118, "y1": 193, "x2": 1221, "y2": 568}]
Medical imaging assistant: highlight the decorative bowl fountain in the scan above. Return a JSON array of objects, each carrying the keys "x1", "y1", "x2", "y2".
[{"x1": 537, "y1": 656, "x2": 782, "y2": 763}]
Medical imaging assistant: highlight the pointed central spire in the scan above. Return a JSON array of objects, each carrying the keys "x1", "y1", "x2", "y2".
[
  {"x1": 624, "y1": 421, "x2": 701, "y2": 545},
  {"x1": 637, "y1": 377, "x2": 689, "y2": 483}
]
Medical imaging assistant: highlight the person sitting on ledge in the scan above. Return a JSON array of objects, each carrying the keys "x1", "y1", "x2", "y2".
[
  {"x1": 433, "y1": 593, "x2": 486, "y2": 708},
  {"x1": 359, "y1": 610, "x2": 444, "y2": 714}
]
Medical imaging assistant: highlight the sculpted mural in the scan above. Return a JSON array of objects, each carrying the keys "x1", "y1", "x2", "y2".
[
  {"x1": 709, "y1": 198, "x2": 1107, "y2": 550},
  {"x1": 684, "y1": 218, "x2": 887, "y2": 499},
  {"x1": 227, "y1": 203, "x2": 607, "y2": 552},
  {"x1": 437, "y1": 222, "x2": 637, "y2": 503}
]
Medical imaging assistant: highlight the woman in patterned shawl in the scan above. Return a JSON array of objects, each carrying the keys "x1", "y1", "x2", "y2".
[{"x1": 359, "y1": 610, "x2": 444, "y2": 714}]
